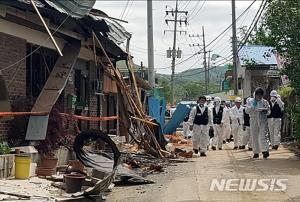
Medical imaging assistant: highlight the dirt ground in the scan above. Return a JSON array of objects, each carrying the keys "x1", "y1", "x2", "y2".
[{"x1": 106, "y1": 142, "x2": 300, "y2": 202}]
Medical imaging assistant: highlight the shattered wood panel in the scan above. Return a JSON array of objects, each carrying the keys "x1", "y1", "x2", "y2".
[
  {"x1": 0, "y1": 155, "x2": 14, "y2": 179},
  {"x1": 25, "y1": 115, "x2": 49, "y2": 140},
  {"x1": 26, "y1": 41, "x2": 80, "y2": 140},
  {"x1": 31, "y1": 41, "x2": 81, "y2": 112},
  {"x1": 103, "y1": 69, "x2": 118, "y2": 94}
]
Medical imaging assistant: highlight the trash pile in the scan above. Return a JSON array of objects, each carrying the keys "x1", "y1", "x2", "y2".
[{"x1": 164, "y1": 133, "x2": 193, "y2": 158}]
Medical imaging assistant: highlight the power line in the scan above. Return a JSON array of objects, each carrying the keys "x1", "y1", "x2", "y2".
[
  {"x1": 188, "y1": 1, "x2": 201, "y2": 18},
  {"x1": 159, "y1": 0, "x2": 257, "y2": 70},
  {"x1": 238, "y1": 0, "x2": 267, "y2": 49},
  {"x1": 123, "y1": 0, "x2": 134, "y2": 20},
  {"x1": 120, "y1": 0, "x2": 130, "y2": 20},
  {"x1": 173, "y1": 1, "x2": 268, "y2": 80},
  {"x1": 189, "y1": 0, "x2": 206, "y2": 22}
]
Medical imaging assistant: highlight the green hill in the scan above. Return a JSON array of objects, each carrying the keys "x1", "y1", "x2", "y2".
[{"x1": 158, "y1": 66, "x2": 226, "y2": 85}]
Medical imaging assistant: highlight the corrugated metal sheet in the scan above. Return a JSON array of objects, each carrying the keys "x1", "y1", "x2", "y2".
[
  {"x1": 17, "y1": 0, "x2": 44, "y2": 7},
  {"x1": 239, "y1": 45, "x2": 278, "y2": 66},
  {"x1": 44, "y1": 0, "x2": 95, "y2": 18},
  {"x1": 90, "y1": 15, "x2": 131, "y2": 45},
  {"x1": 163, "y1": 104, "x2": 190, "y2": 134},
  {"x1": 105, "y1": 18, "x2": 131, "y2": 45}
]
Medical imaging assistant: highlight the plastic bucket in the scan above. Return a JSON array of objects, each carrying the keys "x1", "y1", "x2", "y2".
[{"x1": 15, "y1": 155, "x2": 31, "y2": 179}]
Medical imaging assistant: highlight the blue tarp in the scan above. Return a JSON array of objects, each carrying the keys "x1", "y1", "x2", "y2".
[
  {"x1": 148, "y1": 97, "x2": 167, "y2": 128},
  {"x1": 163, "y1": 104, "x2": 191, "y2": 134},
  {"x1": 148, "y1": 97, "x2": 160, "y2": 124}
]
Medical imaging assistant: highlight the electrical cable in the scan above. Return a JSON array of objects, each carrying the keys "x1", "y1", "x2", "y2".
[
  {"x1": 159, "y1": 0, "x2": 258, "y2": 70},
  {"x1": 119, "y1": 0, "x2": 130, "y2": 20},
  {"x1": 189, "y1": 0, "x2": 206, "y2": 22},
  {"x1": 0, "y1": 15, "x2": 70, "y2": 72}
]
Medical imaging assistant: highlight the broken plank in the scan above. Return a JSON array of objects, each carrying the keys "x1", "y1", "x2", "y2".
[{"x1": 26, "y1": 41, "x2": 80, "y2": 140}]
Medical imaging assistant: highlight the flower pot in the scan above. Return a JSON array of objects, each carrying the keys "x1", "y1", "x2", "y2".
[
  {"x1": 36, "y1": 167, "x2": 54, "y2": 176},
  {"x1": 40, "y1": 157, "x2": 58, "y2": 169},
  {"x1": 68, "y1": 160, "x2": 84, "y2": 172},
  {"x1": 64, "y1": 174, "x2": 86, "y2": 193}
]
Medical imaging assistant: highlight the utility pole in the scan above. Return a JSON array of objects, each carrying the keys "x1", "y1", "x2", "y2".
[
  {"x1": 207, "y1": 50, "x2": 212, "y2": 88},
  {"x1": 231, "y1": 0, "x2": 238, "y2": 95},
  {"x1": 202, "y1": 26, "x2": 208, "y2": 95},
  {"x1": 189, "y1": 32, "x2": 211, "y2": 95},
  {"x1": 147, "y1": 0, "x2": 155, "y2": 90},
  {"x1": 165, "y1": 0, "x2": 188, "y2": 105}
]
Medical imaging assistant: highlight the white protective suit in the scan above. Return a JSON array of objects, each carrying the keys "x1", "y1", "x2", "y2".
[
  {"x1": 245, "y1": 91, "x2": 270, "y2": 154},
  {"x1": 182, "y1": 121, "x2": 190, "y2": 138},
  {"x1": 212, "y1": 99, "x2": 227, "y2": 149},
  {"x1": 242, "y1": 101, "x2": 252, "y2": 149},
  {"x1": 188, "y1": 104, "x2": 213, "y2": 154},
  {"x1": 223, "y1": 105, "x2": 232, "y2": 141},
  {"x1": 182, "y1": 105, "x2": 191, "y2": 138},
  {"x1": 267, "y1": 92, "x2": 284, "y2": 147},
  {"x1": 230, "y1": 104, "x2": 244, "y2": 147}
]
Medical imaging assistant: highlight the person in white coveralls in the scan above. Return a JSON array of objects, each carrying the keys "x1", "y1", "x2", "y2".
[
  {"x1": 211, "y1": 97, "x2": 227, "y2": 150},
  {"x1": 189, "y1": 96, "x2": 213, "y2": 157},
  {"x1": 267, "y1": 90, "x2": 284, "y2": 150},
  {"x1": 245, "y1": 87, "x2": 270, "y2": 159},
  {"x1": 230, "y1": 97, "x2": 244, "y2": 149}
]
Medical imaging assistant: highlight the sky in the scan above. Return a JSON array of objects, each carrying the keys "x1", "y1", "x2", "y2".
[{"x1": 94, "y1": 1, "x2": 261, "y2": 75}]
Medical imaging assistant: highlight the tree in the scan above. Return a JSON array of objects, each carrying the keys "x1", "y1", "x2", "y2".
[{"x1": 250, "y1": 0, "x2": 300, "y2": 93}]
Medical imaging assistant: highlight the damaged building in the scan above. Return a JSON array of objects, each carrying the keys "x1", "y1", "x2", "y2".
[{"x1": 0, "y1": 0, "x2": 132, "y2": 139}]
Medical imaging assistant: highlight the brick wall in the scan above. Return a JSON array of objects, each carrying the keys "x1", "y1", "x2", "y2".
[
  {"x1": 88, "y1": 62, "x2": 100, "y2": 130},
  {"x1": 0, "y1": 32, "x2": 26, "y2": 139}
]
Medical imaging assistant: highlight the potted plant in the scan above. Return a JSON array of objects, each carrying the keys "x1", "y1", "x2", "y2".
[{"x1": 36, "y1": 104, "x2": 79, "y2": 170}]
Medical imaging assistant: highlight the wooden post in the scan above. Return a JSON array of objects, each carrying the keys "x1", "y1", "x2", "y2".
[{"x1": 30, "y1": 0, "x2": 63, "y2": 56}]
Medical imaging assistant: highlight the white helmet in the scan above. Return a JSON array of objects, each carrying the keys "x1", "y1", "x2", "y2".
[
  {"x1": 206, "y1": 96, "x2": 212, "y2": 101},
  {"x1": 214, "y1": 97, "x2": 221, "y2": 102},
  {"x1": 270, "y1": 90, "x2": 278, "y2": 97},
  {"x1": 235, "y1": 97, "x2": 242, "y2": 103}
]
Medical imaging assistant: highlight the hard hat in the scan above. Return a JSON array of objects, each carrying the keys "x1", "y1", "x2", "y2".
[
  {"x1": 206, "y1": 96, "x2": 212, "y2": 101},
  {"x1": 235, "y1": 97, "x2": 242, "y2": 103},
  {"x1": 270, "y1": 90, "x2": 278, "y2": 97},
  {"x1": 214, "y1": 97, "x2": 221, "y2": 102}
]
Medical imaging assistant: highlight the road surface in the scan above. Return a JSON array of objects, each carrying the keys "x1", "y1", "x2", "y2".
[{"x1": 107, "y1": 143, "x2": 300, "y2": 202}]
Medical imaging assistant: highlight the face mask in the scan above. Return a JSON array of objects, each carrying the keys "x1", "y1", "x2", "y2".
[
  {"x1": 270, "y1": 97, "x2": 276, "y2": 102},
  {"x1": 215, "y1": 101, "x2": 220, "y2": 106}
]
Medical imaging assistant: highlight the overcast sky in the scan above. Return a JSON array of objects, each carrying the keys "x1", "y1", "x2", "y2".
[{"x1": 94, "y1": 1, "x2": 261, "y2": 74}]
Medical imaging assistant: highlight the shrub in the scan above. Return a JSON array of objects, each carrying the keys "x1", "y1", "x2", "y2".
[
  {"x1": 0, "y1": 143, "x2": 11, "y2": 155},
  {"x1": 7, "y1": 97, "x2": 33, "y2": 147}
]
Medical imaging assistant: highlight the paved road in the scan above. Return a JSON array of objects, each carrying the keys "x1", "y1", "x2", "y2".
[{"x1": 107, "y1": 143, "x2": 300, "y2": 202}]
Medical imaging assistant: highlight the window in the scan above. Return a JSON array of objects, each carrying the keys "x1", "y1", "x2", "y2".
[{"x1": 26, "y1": 44, "x2": 58, "y2": 100}]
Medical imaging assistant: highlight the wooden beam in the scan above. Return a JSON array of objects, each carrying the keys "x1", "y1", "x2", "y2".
[{"x1": 30, "y1": 0, "x2": 63, "y2": 56}]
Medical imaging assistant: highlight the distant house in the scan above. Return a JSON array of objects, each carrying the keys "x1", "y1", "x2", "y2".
[{"x1": 237, "y1": 45, "x2": 282, "y2": 99}]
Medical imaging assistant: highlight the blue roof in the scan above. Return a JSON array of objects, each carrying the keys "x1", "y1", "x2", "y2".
[{"x1": 238, "y1": 45, "x2": 278, "y2": 66}]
